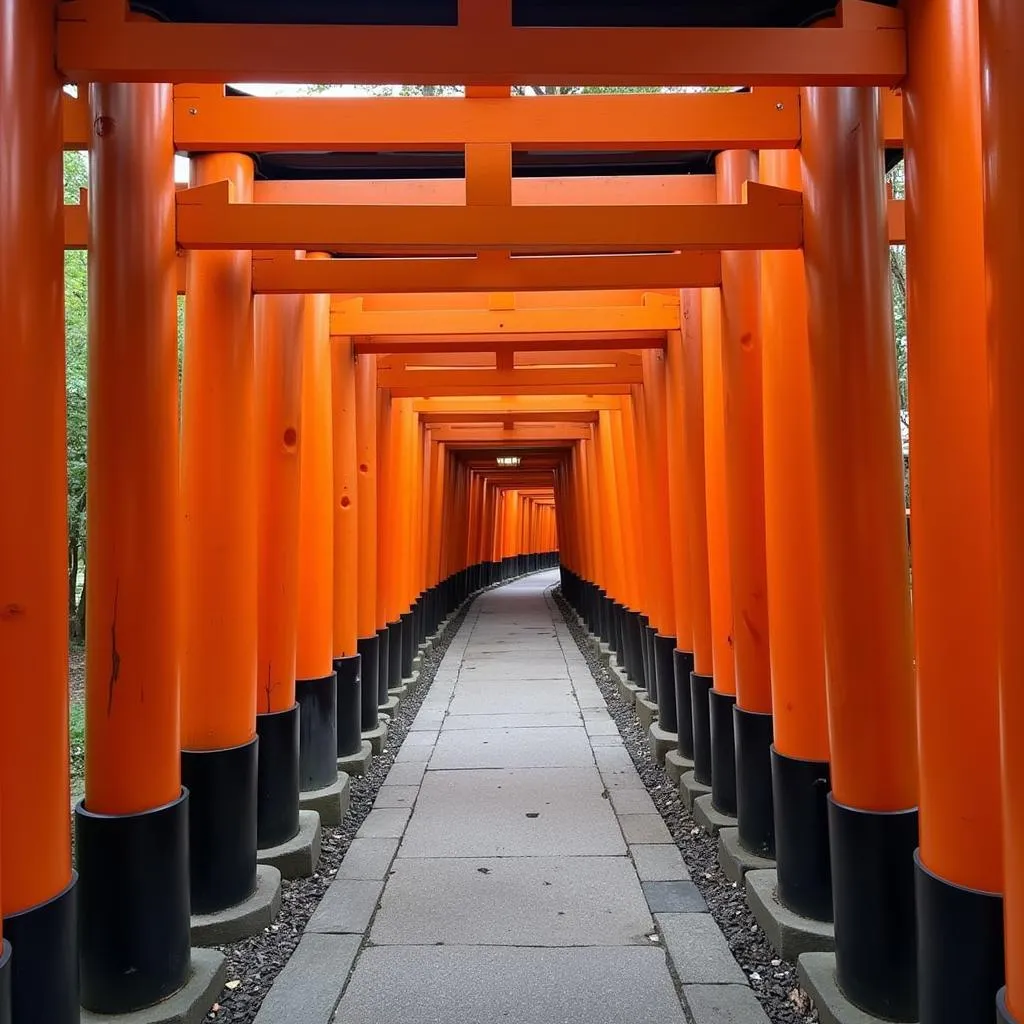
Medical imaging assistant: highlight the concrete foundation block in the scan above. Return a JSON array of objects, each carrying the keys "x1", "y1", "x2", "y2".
[
  {"x1": 635, "y1": 696, "x2": 659, "y2": 732},
  {"x1": 401, "y1": 671, "x2": 419, "y2": 689},
  {"x1": 718, "y1": 827, "x2": 775, "y2": 883},
  {"x1": 363, "y1": 721, "x2": 389, "y2": 755},
  {"x1": 684, "y1": 984, "x2": 771, "y2": 1024},
  {"x1": 338, "y1": 740, "x2": 373, "y2": 778},
  {"x1": 300, "y1": 773, "x2": 351, "y2": 827},
  {"x1": 680, "y1": 771, "x2": 712, "y2": 811},
  {"x1": 190, "y1": 864, "x2": 282, "y2": 946},
  {"x1": 596, "y1": 643, "x2": 613, "y2": 666},
  {"x1": 81, "y1": 948, "x2": 227, "y2": 1024},
  {"x1": 693, "y1": 794, "x2": 738, "y2": 836},
  {"x1": 746, "y1": 869, "x2": 835, "y2": 961},
  {"x1": 257, "y1": 810, "x2": 322, "y2": 880},
  {"x1": 797, "y1": 952, "x2": 891, "y2": 1024},
  {"x1": 379, "y1": 694, "x2": 400, "y2": 717},
  {"x1": 664, "y1": 749, "x2": 694, "y2": 785},
  {"x1": 614, "y1": 672, "x2": 641, "y2": 707},
  {"x1": 648, "y1": 723, "x2": 677, "y2": 766}
]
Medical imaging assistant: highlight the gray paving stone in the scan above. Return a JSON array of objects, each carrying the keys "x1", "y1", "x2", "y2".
[
  {"x1": 643, "y1": 879, "x2": 707, "y2": 913},
  {"x1": 334, "y1": 946, "x2": 688, "y2": 1024},
  {"x1": 630, "y1": 844, "x2": 691, "y2": 882},
  {"x1": 599, "y1": 764, "x2": 648, "y2": 790},
  {"x1": 448, "y1": 680, "x2": 578, "y2": 715},
  {"x1": 252, "y1": 934, "x2": 361, "y2": 1024},
  {"x1": 384, "y1": 761, "x2": 427, "y2": 786},
  {"x1": 409, "y1": 708, "x2": 446, "y2": 730},
  {"x1": 373, "y1": 785, "x2": 421, "y2": 810},
  {"x1": 590, "y1": 734, "x2": 625, "y2": 747},
  {"x1": 305, "y1": 876, "x2": 386, "y2": 934},
  {"x1": 429, "y1": 727, "x2": 595, "y2": 769},
  {"x1": 355, "y1": 807, "x2": 411, "y2": 839},
  {"x1": 656, "y1": 913, "x2": 748, "y2": 984},
  {"x1": 372, "y1": 856, "x2": 651, "y2": 946},
  {"x1": 402, "y1": 728, "x2": 440, "y2": 746},
  {"x1": 618, "y1": 813, "x2": 674, "y2": 844},
  {"x1": 585, "y1": 718, "x2": 620, "y2": 737},
  {"x1": 608, "y1": 787, "x2": 659, "y2": 816},
  {"x1": 441, "y1": 712, "x2": 582, "y2": 730},
  {"x1": 395, "y1": 739, "x2": 434, "y2": 763},
  {"x1": 336, "y1": 837, "x2": 400, "y2": 880},
  {"x1": 684, "y1": 984, "x2": 771, "y2": 1024},
  {"x1": 400, "y1": 767, "x2": 626, "y2": 857}
]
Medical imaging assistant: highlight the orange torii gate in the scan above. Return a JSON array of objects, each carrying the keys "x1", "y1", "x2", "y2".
[{"x1": 1, "y1": 3, "x2": 1022, "y2": 1024}]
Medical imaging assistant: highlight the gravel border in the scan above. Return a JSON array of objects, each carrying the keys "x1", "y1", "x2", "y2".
[
  {"x1": 550, "y1": 586, "x2": 818, "y2": 1024},
  {"x1": 207, "y1": 599, "x2": 474, "y2": 1024}
]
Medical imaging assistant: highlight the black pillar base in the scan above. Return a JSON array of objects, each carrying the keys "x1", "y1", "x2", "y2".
[
  {"x1": 771, "y1": 747, "x2": 831, "y2": 921},
  {"x1": 256, "y1": 704, "x2": 300, "y2": 849},
  {"x1": 915, "y1": 852, "x2": 1004, "y2": 1024},
  {"x1": 631, "y1": 612, "x2": 647, "y2": 689},
  {"x1": 181, "y1": 737, "x2": 258, "y2": 914},
  {"x1": 296, "y1": 671, "x2": 338, "y2": 790},
  {"x1": 400, "y1": 610, "x2": 415, "y2": 678},
  {"x1": 387, "y1": 620, "x2": 403, "y2": 689},
  {"x1": 0, "y1": 939, "x2": 10, "y2": 1024},
  {"x1": 2, "y1": 873, "x2": 78, "y2": 1024},
  {"x1": 673, "y1": 650, "x2": 696, "y2": 757},
  {"x1": 334, "y1": 654, "x2": 363, "y2": 758},
  {"x1": 734, "y1": 706, "x2": 775, "y2": 858},
  {"x1": 830, "y1": 796, "x2": 918, "y2": 1021},
  {"x1": 654, "y1": 634, "x2": 678, "y2": 732},
  {"x1": 708, "y1": 688, "x2": 737, "y2": 816},
  {"x1": 690, "y1": 672, "x2": 714, "y2": 785},
  {"x1": 642, "y1": 620, "x2": 656, "y2": 701},
  {"x1": 358, "y1": 635, "x2": 380, "y2": 732},
  {"x1": 997, "y1": 988, "x2": 1018, "y2": 1024},
  {"x1": 376, "y1": 626, "x2": 390, "y2": 706},
  {"x1": 77, "y1": 791, "x2": 190, "y2": 1014}
]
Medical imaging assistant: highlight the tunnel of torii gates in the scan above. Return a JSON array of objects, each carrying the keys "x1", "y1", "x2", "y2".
[{"x1": 1, "y1": 1, "x2": 1024, "y2": 1023}]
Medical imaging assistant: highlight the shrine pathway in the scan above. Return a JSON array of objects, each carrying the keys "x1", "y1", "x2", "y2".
[{"x1": 255, "y1": 570, "x2": 767, "y2": 1024}]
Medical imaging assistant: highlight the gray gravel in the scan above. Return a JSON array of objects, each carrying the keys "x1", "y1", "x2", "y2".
[
  {"x1": 550, "y1": 587, "x2": 818, "y2": 1024},
  {"x1": 207, "y1": 599, "x2": 473, "y2": 1023}
]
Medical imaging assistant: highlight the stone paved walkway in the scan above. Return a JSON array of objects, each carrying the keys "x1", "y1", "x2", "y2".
[{"x1": 255, "y1": 571, "x2": 768, "y2": 1024}]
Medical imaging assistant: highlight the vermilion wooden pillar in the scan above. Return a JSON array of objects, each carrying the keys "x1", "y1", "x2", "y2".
[
  {"x1": 717, "y1": 150, "x2": 774, "y2": 859},
  {"x1": 904, "y1": 3, "x2": 1004, "y2": 1019},
  {"x1": 0, "y1": 0, "x2": 76, "y2": 1019},
  {"x1": 254, "y1": 293, "x2": 305, "y2": 849},
  {"x1": 802, "y1": 86, "x2": 918, "y2": 1021},
  {"x1": 977, "y1": 3, "x2": 1024, "y2": 1020},
  {"x1": 295, "y1": 263, "x2": 339, "y2": 798},
  {"x1": 759, "y1": 149, "x2": 831, "y2": 923},
  {"x1": 180, "y1": 152, "x2": 260, "y2": 919},
  {"x1": 78, "y1": 82, "x2": 194, "y2": 1015}
]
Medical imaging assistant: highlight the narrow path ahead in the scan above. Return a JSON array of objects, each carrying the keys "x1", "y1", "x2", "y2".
[{"x1": 257, "y1": 571, "x2": 764, "y2": 1024}]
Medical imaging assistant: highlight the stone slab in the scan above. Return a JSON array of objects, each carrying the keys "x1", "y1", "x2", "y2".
[
  {"x1": 429, "y1": 727, "x2": 594, "y2": 769},
  {"x1": 337, "y1": 740, "x2": 372, "y2": 778},
  {"x1": 636, "y1": 696, "x2": 659, "y2": 732},
  {"x1": 448, "y1": 680, "x2": 578, "y2": 716},
  {"x1": 337, "y1": 837, "x2": 400, "y2": 880},
  {"x1": 355, "y1": 807, "x2": 411, "y2": 839},
  {"x1": 643, "y1": 880, "x2": 707, "y2": 913},
  {"x1": 409, "y1": 708, "x2": 446, "y2": 730},
  {"x1": 584, "y1": 717, "x2": 619, "y2": 737},
  {"x1": 373, "y1": 785, "x2": 421, "y2": 810},
  {"x1": 746, "y1": 870, "x2": 835, "y2": 961},
  {"x1": 441, "y1": 712, "x2": 582, "y2": 730},
  {"x1": 252, "y1": 934, "x2": 362, "y2": 1024},
  {"x1": 681, "y1": 770, "x2": 712, "y2": 811},
  {"x1": 590, "y1": 734, "x2": 625, "y2": 748},
  {"x1": 81, "y1": 949, "x2": 227, "y2": 1024},
  {"x1": 300, "y1": 773, "x2": 350, "y2": 827},
  {"x1": 257, "y1": 809, "x2": 321, "y2": 879},
  {"x1": 684, "y1": 984, "x2": 771, "y2": 1024},
  {"x1": 718, "y1": 828, "x2": 776, "y2": 883},
  {"x1": 648, "y1": 723, "x2": 678, "y2": 766},
  {"x1": 459, "y1": 660, "x2": 568, "y2": 682},
  {"x1": 305, "y1": 876, "x2": 386, "y2": 934},
  {"x1": 607, "y1": 787, "x2": 659, "y2": 816},
  {"x1": 798, "y1": 952, "x2": 894, "y2": 1024},
  {"x1": 190, "y1": 864, "x2": 282, "y2": 946},
  {"x1": 371, "y1": 856, "x2": 652, "y2": 946},
  {"x1": 618, "y1": 813, "x2": 674, "y2": 845},
  {"x1": 334, "y1": 946, "x2": 688, "y2": 1024},
  {"x1": 400, "y1": 767, "x2": 626, "y2": 858},
  {"x1": 655, "y1": 913, "x2": 748, "y2": 985},
  {"x1": 383, "y1": 761, "x2": 427, "y2": 786},
  {"x1": 630, "y1": 844, "x2": 691, "y2": 882},
  {"x1": 665, "y1": 749, "x2": 695, "y2": 785},
  {"x1": 693, "y1": 794, "x2": 738, "y2": 835},
  {"x1": 363, "y1": 721, "x2": 388, "y2": 755}
]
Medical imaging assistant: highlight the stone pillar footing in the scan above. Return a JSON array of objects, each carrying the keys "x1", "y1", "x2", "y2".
[
  {"x1": 190, "y1": 865, "x2": 282, "y2": 947},
  {"x1": 664, "y1": 749, "x2": 694, "y2": 785},
  {"x1": 680, "y1": 771, "x2": 711, "y2": 812},
  {"x1": 718, "y1": 827, "x2": 775, "y2": 883},
  {"x1": 80, "y1": 949, "x2": 227, "y2": 1024},
  {"x1": 647, "y1": 723, "x2": 677, "y2": 765},
  {"x1": 635, "y1": 696, "x2": 659, "y2": 732},
  {"x1": 797, "y1": 952, "x2": 905, "y2": 1024},
  {"x1": 693, "y1": 793, "x2": 738, "y2": 836},
  {"x1": 338, "y1": 740, "x2": 373, "y2": 777},
  {"x1": 257, "y1": 810, "x2": 322, "y2": 880},
  {"x1": 363, "y1": 721, "x2": 389, "y2": 755},
  {"x1": 300, "y1": 773, "x2": 351, "y2": 827},
  {"x1": 745, "y1": 869, "x2": 834, "y2": 961}
]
